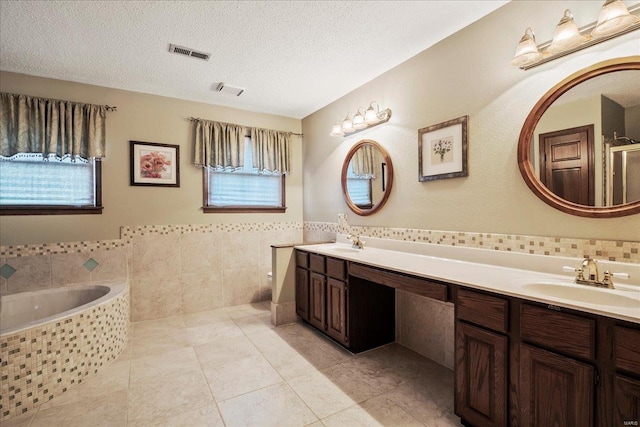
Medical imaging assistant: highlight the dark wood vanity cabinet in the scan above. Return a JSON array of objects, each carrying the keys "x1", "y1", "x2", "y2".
[
  {"x1": 455, "y1": 289, "x2": 509, "y2": 427},
  {"x1": 455, "y1": 287, "x2": 640, "y2": 427},
  {"x1": 295, "y1": 267, "x2": 309, "y2": 321},
  {"x1": 613, "y1": 326, "x2": 640, "y2": 425},
  {"x1": 518, "y1": 304, "x2": 596, "y2": 427},
  {"x1": 295, "y1": 249, "x2": 640, "y2": 426},
  {"x1": 294, "y1": 250, "x2": 395, "y2": 352},
  {"x1": 309, "y1": 272, "x2": 327, "y2": 331}
]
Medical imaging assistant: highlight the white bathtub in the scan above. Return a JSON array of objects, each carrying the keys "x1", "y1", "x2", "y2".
[
  {"x1": 1, "y1": 282, "x2": 124, "y2": 335},
  {"x1": 0, "y1": 281, "x2": 130, "y2": 421}
]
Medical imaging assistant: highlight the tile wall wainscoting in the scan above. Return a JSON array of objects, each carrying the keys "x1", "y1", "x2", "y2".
[
  {"x1": 0, "y1": 222, "x2": 303, "y2": 322},
  {"x1": 124, "y1": 223, "x2": 302, "y2": 321}
]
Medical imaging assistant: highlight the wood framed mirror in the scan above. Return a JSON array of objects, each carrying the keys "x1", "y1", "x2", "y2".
[
  {"x1": 517, "y1": 57, "x2": 640, "y2": 218},
  {"x1": 341, "y1": 139, "x2": 393, "y2": 216}
]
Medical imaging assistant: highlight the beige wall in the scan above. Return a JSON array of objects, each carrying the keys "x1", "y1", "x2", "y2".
[
  {"x1": 0, "y1": 72, "x2": 303, "y2": 245},
  {"x1": 301, "y1": 1, "x2": 640, "y2": 241}
]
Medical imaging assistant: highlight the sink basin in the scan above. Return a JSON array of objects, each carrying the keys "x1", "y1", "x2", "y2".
[
  {"x1": 329, "y1": 247, "x2": 361, "y2": 254},
  {"x1": 523, "y1": 283, "x2": 640, "y2": 308}
]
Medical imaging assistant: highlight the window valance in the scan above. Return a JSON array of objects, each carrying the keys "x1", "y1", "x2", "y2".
[
  {"x1": 193, "y1": 118, "x2": 292, "y2": 174},
  {"x1": 251, "y1": 127, "x2": 291, "y2": 175},
  {"x1": 0, "y1": 92, "x2": 110, "y2": 159},
  {"x1": 193, "y1": 119, "x2": 244, "y2": 170},
  {"x1": 352, "y1": 144, "x2": 379, "y2": 178}
]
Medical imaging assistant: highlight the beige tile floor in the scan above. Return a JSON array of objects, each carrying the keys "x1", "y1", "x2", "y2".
[{"x1": 4, "y1": 302, "x2": 461, "y2": 427}]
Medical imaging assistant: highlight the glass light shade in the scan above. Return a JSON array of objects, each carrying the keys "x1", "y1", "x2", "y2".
[
  {"x1": 547, "y1": 10, "x2": 586, "y2": 54},
  {"x1": 510, "y1": 28, "x2": 543, "y2": 67},
  {"x1": 330, "y1": 123, "x2": 343, "y2": 136},
  {"x1": 342, "y1": 115, "x2": 354, "y2": 133},
  {"x1": 591, "y1": 0, "x2": 640, "y2": 38},
  {"x1": 364, "y1": 105, "x2": 378, "y2": 123},
  {"x1": 352, "y1": 111, "x2": 367, "y2": 130}
]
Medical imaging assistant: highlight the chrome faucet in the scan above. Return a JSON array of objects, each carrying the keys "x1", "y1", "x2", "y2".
[
  {"x1": 563, "y1": 258, "x2": 630, "y2": 289},
  {"x1": 347, "y1": 234, "x2": 365, "y2": 250}
]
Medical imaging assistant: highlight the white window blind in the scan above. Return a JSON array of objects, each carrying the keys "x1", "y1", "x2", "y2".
[
  {"x1": 207, "y1": 138, "x2": 283, "y2": 208},
  {"x1": 346, "y1": 178, "x2": 371, "y2": 206},
  {"x1": 0, "y1": 155, "x2": 96, "y2": 206},
  {"x1": 346, "y1": 163, "x2": 372, "y2": 206}
]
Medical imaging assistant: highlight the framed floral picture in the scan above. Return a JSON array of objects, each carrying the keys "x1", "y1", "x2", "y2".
[
  {"x1": 130, "y1": 141, "x2": 180, "y2": 187},
  {"x1": 418, "y1": 115, "x2": 468, "y2": 181}
]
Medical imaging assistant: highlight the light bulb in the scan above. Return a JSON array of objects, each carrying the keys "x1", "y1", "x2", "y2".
[
  {"x1": 352, "y1": 110, "x2": 367, "y2": 130},
  {"x1": 365, "y1": 104, "x2": 378, "y2": 123},
  {"x1": 342, "y1": 115, "x2": 354, "y2": 133},
  {"x1": 330, "y1": 123, "x2": 343, "y2": 136}
]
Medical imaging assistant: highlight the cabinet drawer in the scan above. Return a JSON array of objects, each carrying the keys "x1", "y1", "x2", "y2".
[
  {"x1": 349, "y1": 263, "x2": 447, "y2": 301},
  {"x1": 457, "y1": 289, "x2": 508, "y2": 333},
  {"x1": 309, "y1": 253, "x2": 326, "y2": 273},
  {"x1": 521, "y1": 304, "x2": 595, "y2": 360},
  {"x1": 327, "y1": 257, "x2": 347, "y2": 281},
  {"x1": 615, "y1": 326, "x2": 640, "y2": 374},
  {"x1": 295, "y1": 250, "x2": 309, "y2": 268}
]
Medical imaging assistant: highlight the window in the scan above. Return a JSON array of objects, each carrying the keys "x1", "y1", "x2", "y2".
[
  {"x1": 346, "y1": 165, "x2": 372, "y2": 208},
  {"x1": 203, "y1": 137, "x2": 285, "y2": 212},
  {"x1": 0, "y1": 154, "x2": 102, "y2": 215}
]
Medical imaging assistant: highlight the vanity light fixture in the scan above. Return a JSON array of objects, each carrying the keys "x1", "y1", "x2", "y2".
[
  {"x1": 511, "y1": 0, "x2": 639, "y2": 70},
  {"x1": 330, "y1": 101, "x2": 392, "y2": 137}
]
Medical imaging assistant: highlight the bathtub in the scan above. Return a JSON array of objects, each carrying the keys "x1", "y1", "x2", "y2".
[{"x1": 0, "y1": 281, "x2": 130, "y2": 421}]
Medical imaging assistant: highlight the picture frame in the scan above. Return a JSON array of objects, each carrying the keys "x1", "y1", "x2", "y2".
[
  {"x1": 130, "y1": 141, "x2": 180, "y2": 187},
  {"x1": 418, "y1": 115, "x2": 468, "y2": 181}
]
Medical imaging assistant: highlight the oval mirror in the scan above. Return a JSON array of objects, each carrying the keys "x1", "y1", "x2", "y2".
[
  {"x1": 341, "y1": 139, "x2": 393, "y2": 216},
  {"x1": 518, "y1": 58, "x2": 640, "y2": 218}
]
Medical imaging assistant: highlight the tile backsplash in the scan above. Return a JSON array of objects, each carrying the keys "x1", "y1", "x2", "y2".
[{"x1": 304, "y1": 222, "x2": 639, "y2": 264}]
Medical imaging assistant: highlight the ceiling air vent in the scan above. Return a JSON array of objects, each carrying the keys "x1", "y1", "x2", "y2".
[
  {"x1": 168, "y1": 44, "x2": 211, "y2": 61},
  {"x1": 215, "y1": 82, "x2": 245, "y2": 97}
]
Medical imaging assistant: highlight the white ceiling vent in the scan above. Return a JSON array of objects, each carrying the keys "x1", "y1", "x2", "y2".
[
  {"x1": 168, "y1": 44, "x2": 211, "y2": 61},
  {"x1": 215, "y1": 82, "x2": 245, "y2": 97}
]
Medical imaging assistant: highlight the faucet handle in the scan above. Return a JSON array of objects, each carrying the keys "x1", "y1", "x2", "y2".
[
  {"x1": 602, "y1": 271, "x2": 629, "y2": 289},
  {"x1": 563, "y1": 265, "x2": 585, "y2": 281}
]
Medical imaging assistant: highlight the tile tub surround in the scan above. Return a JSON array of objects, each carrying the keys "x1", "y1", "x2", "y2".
[
  {"x1": 304, "y1": 221, "x2": 640, "y2": 264},
  {"x1": 0, "y1": 248, "x2": 129, "y2": 296},
  {"x1": 0, "y1": 284, "x2": 130, "y2": 421},
  {"x1": 2, "y1": 302, "x2": 460, "y2": 427}
]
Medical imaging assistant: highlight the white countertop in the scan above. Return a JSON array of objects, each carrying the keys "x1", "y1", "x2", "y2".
[{"x1": 295, "y1": 235, "x2": 640, "y2": 324}]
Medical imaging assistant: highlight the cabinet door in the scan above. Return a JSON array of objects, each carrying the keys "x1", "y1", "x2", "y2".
[
  {"x1": 455, "y1": 321, "x2": 508, "y2": 427},
  {"x1": 295, "y1": 267, "x2": 309, "y2": 321},
  {"x1": 309, "y1": 272, "x2": 326, "y2": 331},
  {"x1": 326, "y1": 278, "x2": 347, "y2": 345},
  {"x1": 519, "y1": 343, "x2": 594, "y2": 427},
  {"x1": 615, "y1": 375, "x2": 640, "y2": 426}
]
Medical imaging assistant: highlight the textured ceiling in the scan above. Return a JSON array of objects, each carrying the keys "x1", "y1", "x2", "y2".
[{"x1": 0, "y1": 1, "x2": 508, "y2": 119}]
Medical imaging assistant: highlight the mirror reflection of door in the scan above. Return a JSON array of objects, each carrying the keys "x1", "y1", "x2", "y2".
[
  {"x1": 539, "y1": 125, "x2": 594, "y2": 206},
  {"x1": 531, "y1": 68, "x2": 640, "y2": 209}
]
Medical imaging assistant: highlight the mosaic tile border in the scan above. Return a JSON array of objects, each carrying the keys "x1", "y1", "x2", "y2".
[
  {"x1": 0, "y1": 286, "x2": 130, "y2": 421},
  {"x1": 304, "y1": 221, "x2": 640, "y2": 264},
  {"x1": 120, "y1": 221, "x2": 303, "y2": 239},
  {"x1": 0, "y1": 239, "x2": 127, "y2": 258},
  {"x1": 0, "y1": 222, "x2": 304, "y2": 258}
]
